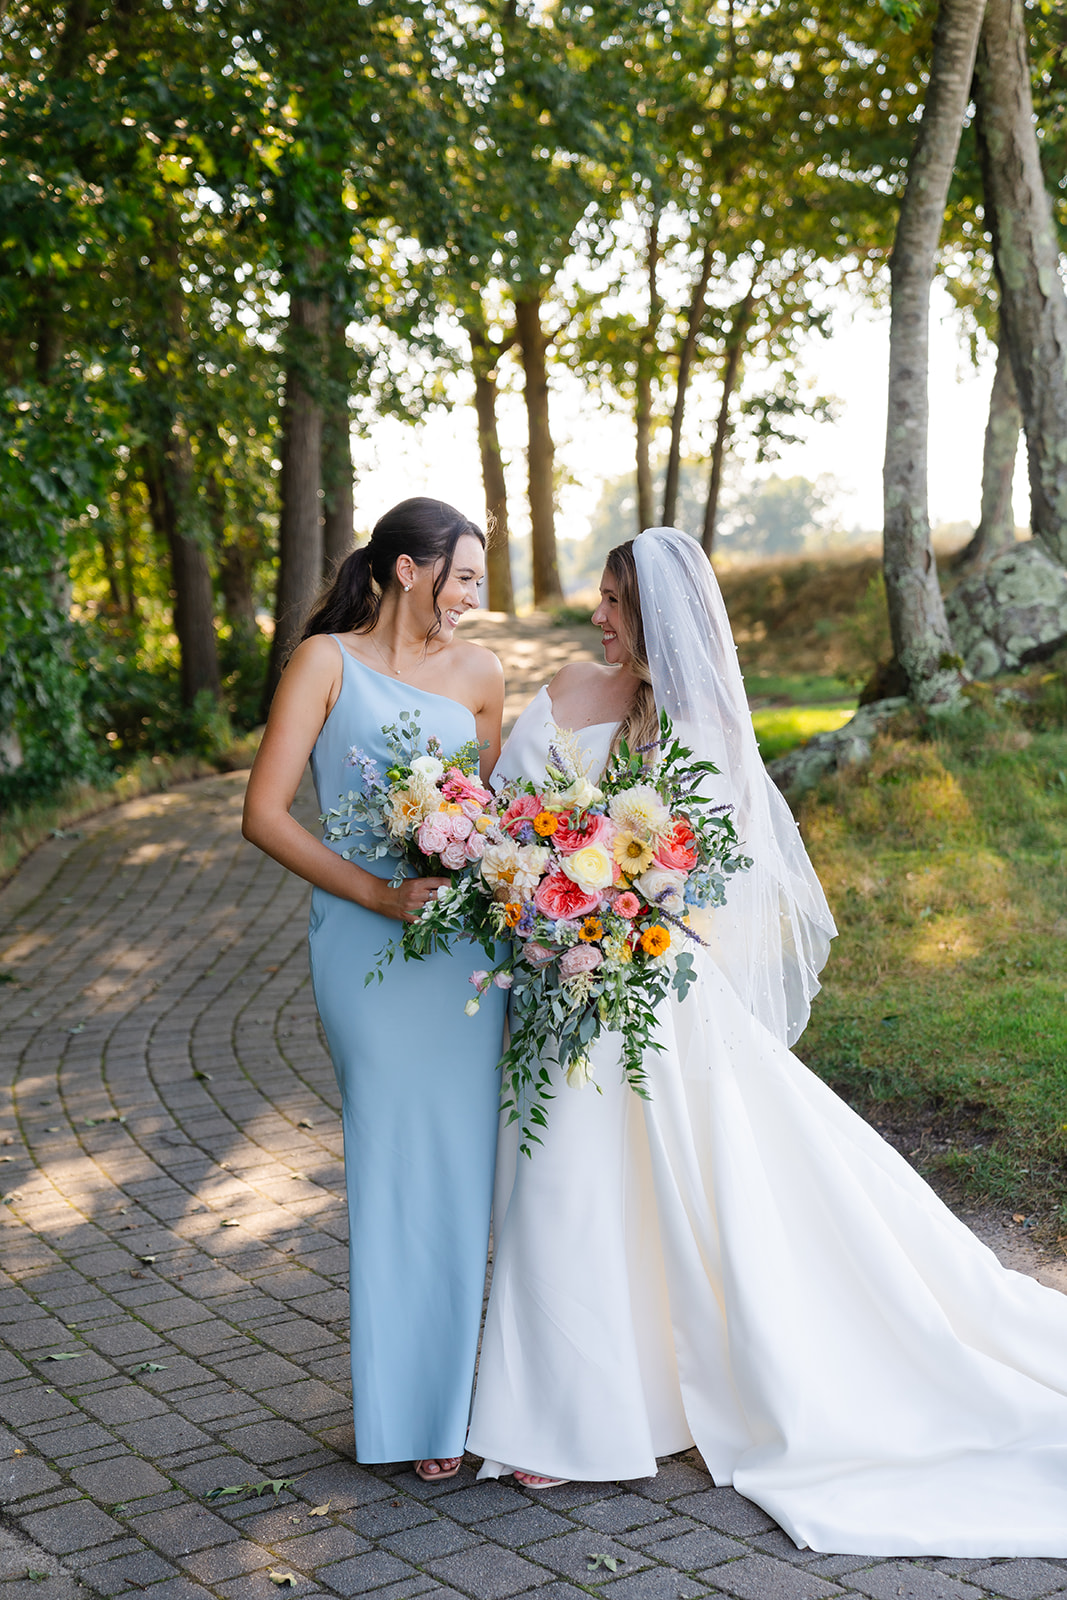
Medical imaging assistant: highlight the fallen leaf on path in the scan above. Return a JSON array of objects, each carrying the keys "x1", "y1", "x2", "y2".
[
  {"x1": 308, "y1": 1502, "x2": 330, "y2": 1516},
  {"x1": 587, "y1": 1554, "x2": 623, "y2": 1572},
  {"x1": 297, "y1": 1119, "x2": 314, "y2": 1129},
  {"x1": 269, "y1": 1572, "x2": 297, "y2": 1587},
  {"x1": 42, "y1": 1351, "x2": 83, "y2": 1361},
  {"x1": 221, "y1": 1218, "x2": 240, "y2": 1227}
]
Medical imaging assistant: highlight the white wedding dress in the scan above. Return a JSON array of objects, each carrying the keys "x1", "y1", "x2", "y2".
[{"x1": 466, "y1": 684, "x2": 1067, "y2": 1558}]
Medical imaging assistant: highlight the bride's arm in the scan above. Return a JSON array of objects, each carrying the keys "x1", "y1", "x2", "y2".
[{"x1": 242, "y1": 637, "x2": 447, "y2": 923}]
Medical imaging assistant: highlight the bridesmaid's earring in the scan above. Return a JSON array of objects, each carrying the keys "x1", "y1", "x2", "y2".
[{"x1": 403, "y1": 585, "x2": 411, "y2": 592}]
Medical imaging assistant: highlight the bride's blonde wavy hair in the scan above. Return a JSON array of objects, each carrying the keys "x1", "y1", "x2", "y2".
[{"x1": 604, "y1": 540, "x2": 659, "y2": 763}]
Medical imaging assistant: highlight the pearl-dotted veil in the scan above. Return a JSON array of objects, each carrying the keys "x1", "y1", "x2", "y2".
[{"x1": 634, "y1": 527, "x2": 836, "y2": 1046}]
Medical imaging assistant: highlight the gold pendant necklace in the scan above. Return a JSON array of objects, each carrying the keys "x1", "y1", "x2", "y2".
[{"x1": 369, "y1": 632, "x2": 404, "y2": 677}]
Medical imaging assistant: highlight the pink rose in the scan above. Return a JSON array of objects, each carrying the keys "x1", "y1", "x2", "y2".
[
  {"x1": 552, "y1": 810, "x2": 616, "y2": 856},
  {"x1": 501, "y1": 794, "x2": 540, "y2": 837},
  {"x1": 469, "y1": 969, "x2": 490, "y2": 991},
  {"x1": 493, "y1": 971, "x2": 514, "y2": 989},
  {"x1": 418, "y1": 816, "x2": 450, "y2": 856},
  {"x1": 442, "y1": 768, "x2": 493, "y2": 808},
  {"x1": 522, "y1": 941, "x2": 556, "y2": 967},
  {"x1": 653, "y1": 818, "x2": 699, "y2": 872},
  {"x1": 464, "y1": 831, "x2": 485, "y2": 861},
  {"x1": 559, "y1": 944, "x2": 603, "y2": 979},
  {"x1": 440, "y1": 839, "x2": 468, "y2": 870},
  {"x1": 449, "y1": 813, "x2": 474, "y2": 841},
  {"x1": 613, "y1": 891, "x2": 641, "y2": 919},
  {"x1": 533, "y1": 870, "x2": 602, "y2": 922}
]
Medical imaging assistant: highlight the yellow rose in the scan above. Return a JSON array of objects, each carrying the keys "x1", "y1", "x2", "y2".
[{"x1": 560, "y1": 842, "x2": 614, "y2": 895}]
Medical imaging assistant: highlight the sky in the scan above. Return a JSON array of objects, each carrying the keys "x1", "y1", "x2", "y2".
[{"x1": 349, "y1": 279, "x2": 1029, "y2": 567}]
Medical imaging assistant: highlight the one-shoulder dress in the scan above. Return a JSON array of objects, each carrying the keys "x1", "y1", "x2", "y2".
[
  {"x1": 468, "y1": 685, "x2": 1067, "y2": 1558},
  {"x1": 307, "y1": 638, "x2": 505, "y2": 1464}
]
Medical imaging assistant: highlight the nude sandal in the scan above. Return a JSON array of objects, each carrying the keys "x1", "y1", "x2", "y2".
[{"x1": 413, "y1": 1457, "x2": 463, "y2": 1482}]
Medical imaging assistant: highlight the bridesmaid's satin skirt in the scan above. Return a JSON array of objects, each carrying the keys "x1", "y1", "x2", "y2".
[{"x1": 310, "y1": 884, "x2": 503, "y2": 1463}]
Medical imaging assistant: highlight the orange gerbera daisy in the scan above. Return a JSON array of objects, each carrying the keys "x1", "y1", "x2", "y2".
[
  {"x1": 639, "y1": 924, "x2": 671, "y2": 957},
  {"x1": 533, "y1": 811, "x2": 559, "y2": 836},
  {"x1": 578, "y1": 916, "x2": 604, "y2": 942}
]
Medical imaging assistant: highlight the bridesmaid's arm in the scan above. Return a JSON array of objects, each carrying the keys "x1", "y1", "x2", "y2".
[{"x1": 242, "y1": 637, "x2": 447, "y2": 923}]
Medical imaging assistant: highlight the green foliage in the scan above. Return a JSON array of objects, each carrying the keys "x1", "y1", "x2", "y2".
[{"x1": 0, "y1": 377, "x2": 118, "y2": 804}]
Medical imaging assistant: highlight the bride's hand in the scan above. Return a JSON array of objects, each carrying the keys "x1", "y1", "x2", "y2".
[{"x1": 374, "y1": 876, "x2": 451, "y2": 924}]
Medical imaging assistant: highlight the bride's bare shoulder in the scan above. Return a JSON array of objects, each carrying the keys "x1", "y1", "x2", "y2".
[{"x1": 548, "y1": 660, "x2": 613, "y2": 694}]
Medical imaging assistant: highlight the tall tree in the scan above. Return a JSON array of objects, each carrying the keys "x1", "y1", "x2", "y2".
[
  {"x1": 974, "y1": 0, "x2": 1067, "y2": 568},
  {"x1": 881, "y1": 0, "x2": 985, "y2": 705},
  {"x1": 956, "y1": 324, "x2": 1021, "y2": 566}
]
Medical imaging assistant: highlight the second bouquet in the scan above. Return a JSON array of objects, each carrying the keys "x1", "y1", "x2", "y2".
[{"x1": 332, "y1": 710, "x2": 751, "y2": 1157}]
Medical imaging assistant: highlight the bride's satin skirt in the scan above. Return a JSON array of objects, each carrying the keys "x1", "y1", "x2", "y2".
[{"x1": 467, "y1": 957, "x2": 1067, "y2": 1556}]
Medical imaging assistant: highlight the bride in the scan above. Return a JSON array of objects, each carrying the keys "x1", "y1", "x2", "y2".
[{"x1": 465, "y1": 526, "x2": 1067, "y2": 1558}]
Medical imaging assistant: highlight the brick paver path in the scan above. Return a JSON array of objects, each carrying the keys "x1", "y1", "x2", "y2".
[{"x1": 2, "y1": 772, "x2": 1066, "y2": 1600}]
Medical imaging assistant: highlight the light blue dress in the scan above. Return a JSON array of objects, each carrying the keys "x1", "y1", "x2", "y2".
[{"x1": 307, "y1": 638, "x2": 504, "y2": 1463}]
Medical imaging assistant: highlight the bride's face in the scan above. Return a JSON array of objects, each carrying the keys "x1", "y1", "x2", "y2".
[{"x1": 591, "y1": 570, "x2": 626, "y2": 665}]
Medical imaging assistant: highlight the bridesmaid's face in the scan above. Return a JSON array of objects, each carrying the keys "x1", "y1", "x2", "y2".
[
  {"x1": 591, "y1": 569, "x2": 626, "y2": 665},
  {"x1": 431, "y1": 533, "x2": 485, "y2": 638}
]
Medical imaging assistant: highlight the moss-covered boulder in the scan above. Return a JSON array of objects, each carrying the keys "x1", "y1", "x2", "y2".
[{"x1": 945, "y1": 542, "x2": 1067, "y2": 678}]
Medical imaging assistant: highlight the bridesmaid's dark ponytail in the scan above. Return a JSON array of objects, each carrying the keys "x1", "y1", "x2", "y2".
[{"x1": 302, "y1": 497, "x2": 485, "y2": 643}]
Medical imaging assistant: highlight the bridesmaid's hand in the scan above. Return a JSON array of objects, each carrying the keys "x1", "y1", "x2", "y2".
[{"x1": 375, "y1": 876, "x2": 451, "y2": 924}]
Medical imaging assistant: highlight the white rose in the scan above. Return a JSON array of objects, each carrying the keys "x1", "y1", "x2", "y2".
[
  {"x1": 559, "y1": 842, "x2": 614, "y2": 894},
  {"x1": 410, "y1": 755, "x2": 445, "y2": 781},
  {"x1": 565, "y1": 1052, "x2": 595, "y2": 1089},
  {"x1": 555, "y1": 774, "x2": 604, "y2": 810},
  {"x1": 634, "y1": 866, "x2": 687, "y2": 914}
]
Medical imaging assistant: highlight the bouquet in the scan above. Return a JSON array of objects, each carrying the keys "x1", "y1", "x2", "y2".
[
  {"x1": 320, "y1": 710, "x2": 492, "y2": 882},
  {"x1": 362, "y1": 709, "x2": 751, "y2": 1156}
]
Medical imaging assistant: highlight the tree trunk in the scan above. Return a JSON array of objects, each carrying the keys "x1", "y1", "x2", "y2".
[
  {"x1": 882, "y1": 0, "x2": 983, "y2": 705},
  {"x1": 956, "y1": 328, "x2": 1021, "y2": 567},
  {"x1": 209, "y1": 474, "x2": 259, "y2": 646},
  {"x1": 514, "y1": 291, "x2": 563, "y2": 606},
  {"x1": 322, "y1": 309, "x2": 354, "y2": 574},
  {"x1": 701, "y1": 280, "x2": 757, "y2": 556},
  {"x1": 475, "y1": 374, "x2": 514, "y2": 614},
  {"x1": 974, "y1": 0, "x2": 1067, "y2": 567},
  {"x1": 663, "y1": 241, "x2": 714, "y2": 529},
  {"x1": 468, "y1": 306, "x2": 515, "y2": 613},
  {"x1": 145, "y1": 439, "x2": 222, "y2": 706},
  {"x1": 263, "y1": 258, "x2": 328, "y2": 708},
  {"x1": 635, "y1": 216, "x2": 661, "y2": 535}
]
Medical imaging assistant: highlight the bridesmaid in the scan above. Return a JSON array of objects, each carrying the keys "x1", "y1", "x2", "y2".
[{"x1": 243, "y1": 497, "x2": 506, "y2": 1481}]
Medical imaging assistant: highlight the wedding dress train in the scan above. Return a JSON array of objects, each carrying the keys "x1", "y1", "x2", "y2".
[{"x1": 466, "y1": 686, "x2": 1067, "y2": 1558}]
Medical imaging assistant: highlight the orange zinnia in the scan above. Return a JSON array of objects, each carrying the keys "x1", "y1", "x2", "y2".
[
  {"x1": 639, "y1": 924, "x2": 671, "y2": 957},
  {"x1": 578, "y1": 916, "x2": 604, "y2": 943},
  {"x1": 533, "y1": 811, "x2": 559, "y2": 836}
]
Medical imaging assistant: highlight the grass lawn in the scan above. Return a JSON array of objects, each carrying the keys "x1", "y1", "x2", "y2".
[
  {"x1": 797, "y1": 686, "x2": 1067, "y2": 1237},
  {"x1": 751, "y1": 703, "x2": 856, "y2": 761}
]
